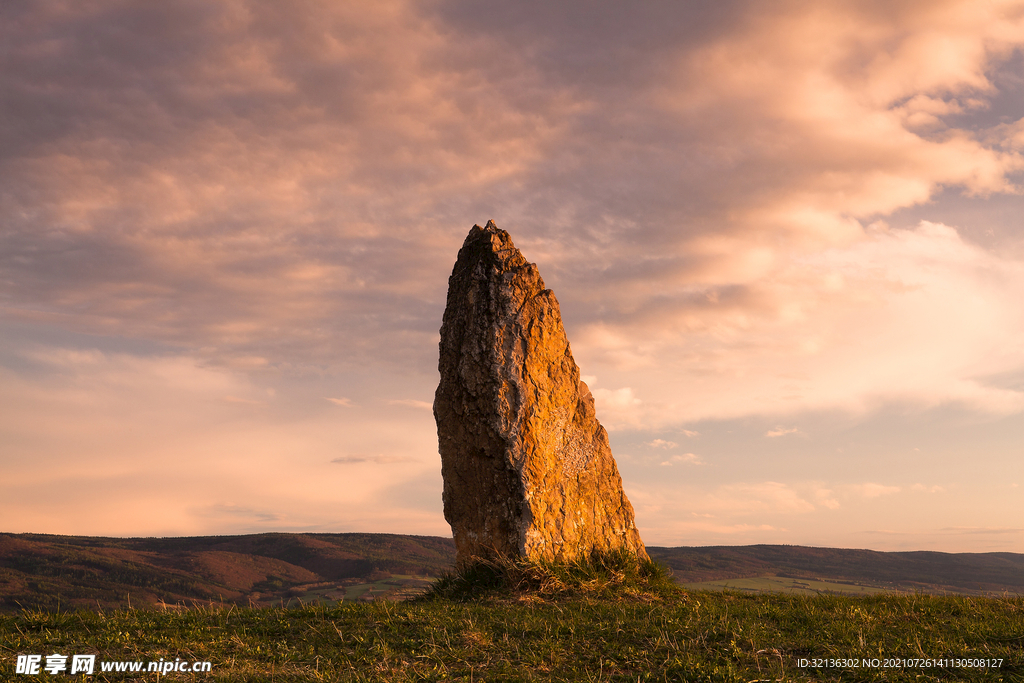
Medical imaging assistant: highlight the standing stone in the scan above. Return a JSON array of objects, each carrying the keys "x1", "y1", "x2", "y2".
[{"x1": 434, "y1": 221, "x2": 648, "y2": 565}]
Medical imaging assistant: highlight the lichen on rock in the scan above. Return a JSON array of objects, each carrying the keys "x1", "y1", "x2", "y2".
[{"x1": 434, "y1": 220, "x2": 648, "y2": 566}]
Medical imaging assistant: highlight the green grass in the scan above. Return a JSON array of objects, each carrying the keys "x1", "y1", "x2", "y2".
[
  {"x1": 2, "y1": 590, "x2": 1022, "y2": 681},
  {"x1": 682, "y1": 575, "x2": 893, "y2": 596},
  {"x1": 424, "y1": 550, "x2": 680, "y2": 602},
  {"x1": 277, "y1": 575, "x2": 438, "y2": 607}
]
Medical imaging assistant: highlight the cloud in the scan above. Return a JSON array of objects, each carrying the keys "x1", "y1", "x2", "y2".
[
  {"x1": 591, "y1": 387, "x2": 643, "y2": 429},
  {"x1": 679, "y1": 522, "x2": 778, "y2": 536},
  {"x1": 3, "y1": 0, "x2": 1024, "y2": 545},
  {"x1": 222, "y1": 396, "x2": 265, "y2": 405},
  {"x1": 851, "y1": 483, "x2": 902, "y2": 498},
  {"x1": 689, "y1": 481, "x2": 818, "y2": 516},
  {"x1": 575, "y1": 221, "x2": 1024, "y2": 427},
  {"x1": 659, "y1": 453, "x2": 701, "y2": 466},
  {"x1": 198, "y1": 504, "x2": 283, "y2": 523},
  {"x1": 661, "y1": 1, "x2": 1024, "y2": 228},
  {"x1": 325, "y1": 397, "x2": 355, "y2": 407},
  {"x1": 814, "y1": 488, "x2": 841, "y2": 510},
  {"x1": 939, "y1": 526, "x2": 1024, "y2": 535},
  {"x1": 388, "y1": 399, "x2": 433, "y2": 410},
  {"x1": 645, "y1": 439, "x2": 676, "y2": 449},
  {"x1": 4, "y1": 0, "x2": 1024, "y2": 413},
  {"x1": 330, "y1": 455, "x2": 417, "y2": 465},
  {"x1": 0, "y1": 343, "x2": 443, "y2": 536},
  {"x1": 0, "y1": 0, "x2": 578, "y2": 373},
  {"x1": 765, "y1": 426, "x2": 801, "y2": 438}
]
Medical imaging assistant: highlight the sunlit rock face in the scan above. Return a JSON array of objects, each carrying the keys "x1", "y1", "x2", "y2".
[{"x1": 434, "y1": 221, "x2": 648, "y2": 566}]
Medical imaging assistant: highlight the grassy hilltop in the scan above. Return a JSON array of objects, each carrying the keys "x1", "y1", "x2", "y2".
[
  {"x1": 3, "y1": 583, "x2": 1022, "y2": 681},
  {"x1": 3, "y1": 534, "x2": 1024, "y2": 681}
]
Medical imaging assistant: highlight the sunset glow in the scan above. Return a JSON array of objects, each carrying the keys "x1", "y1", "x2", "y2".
[{"x1": 3, "y1": 0, "x2": 1023, "y2": 551}]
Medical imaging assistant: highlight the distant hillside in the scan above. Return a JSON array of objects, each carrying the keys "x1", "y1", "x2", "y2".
[
  {"x1": 3, "y1": 533, "x2": 1023, "y2": 611},
  {"x1": 0, "y1": 532, "x2": 456, "y2": 612},
  {"x1": 648, "y1": 545, "x2": 1024, "y2": 595}
]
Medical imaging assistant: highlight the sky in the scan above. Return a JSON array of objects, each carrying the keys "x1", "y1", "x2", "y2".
[{"x1": 3, "y1": 0, "x2": 1024, "y2": 552}]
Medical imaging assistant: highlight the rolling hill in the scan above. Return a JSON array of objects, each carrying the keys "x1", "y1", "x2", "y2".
[{"x1": 2, "y1": 532, "x2": 1022, "y2": 611}]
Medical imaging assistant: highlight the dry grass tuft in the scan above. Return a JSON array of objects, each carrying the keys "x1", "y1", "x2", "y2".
[{"x1": 421, "y1": 549, "x2": 682, "y2": 602}]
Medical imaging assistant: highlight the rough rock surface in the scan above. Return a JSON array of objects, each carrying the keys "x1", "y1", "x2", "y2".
[{"x1": 434, "y1": 221, "x2": 648, "y2": 565}]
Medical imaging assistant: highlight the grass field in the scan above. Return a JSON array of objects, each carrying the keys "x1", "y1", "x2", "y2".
[
  {"x1": 682, "y1": 575, "x2": 897, "y2": 596},
  {"x1": 278, "y1": 575, "x2": 438, "y2": 607},
  {"x1": 3, "y1": 590, "x2": 1022, "y2": 682}
]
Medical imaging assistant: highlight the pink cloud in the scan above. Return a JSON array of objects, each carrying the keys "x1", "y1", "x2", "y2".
[{"x1": 3, "y1": 0, "x2": 1023, "y2": 545}]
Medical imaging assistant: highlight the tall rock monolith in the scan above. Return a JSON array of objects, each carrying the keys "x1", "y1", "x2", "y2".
[{"x1": 434, "y1": 221, "x2": 647, "y2": 565}]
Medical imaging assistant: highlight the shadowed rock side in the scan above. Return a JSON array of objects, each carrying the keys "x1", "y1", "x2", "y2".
[{"x1": 434, "y1": 221, "x2": 647, "y2": 565}]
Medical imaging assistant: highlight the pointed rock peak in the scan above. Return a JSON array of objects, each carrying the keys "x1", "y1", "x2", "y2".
[
  {"x1": 435, "y1": 221, "x2": 647, "y2": 565},
  {"x1": 464, "y1": 219, "x2": 504, "y2": 243},
  {"x1": 456, "y1": 221, "x2": 528, "y2": 273}
]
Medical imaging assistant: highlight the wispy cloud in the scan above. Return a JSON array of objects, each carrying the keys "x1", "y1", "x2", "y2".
[
  {"x1": 578, "y1": 221, "x2": 1024, "y2": 428},
  {"x1": 659, "y1": 453, "x2": 702, "y2": 466},
  {"x1": 850, "y1": 483, "x2": 902, "y2": 499},
  {"x1": 198, "y1": 504, "x2": 283, "y2": 523},
  {"x1": 2, "y1": 0, "x2": 1023, "y2": 546},
  {"x1": 223, "y1": 396, "x2": 265, "y2": 405},
  {"x1": 765, "y1": 427, "x2": 801, "y2": 438},
  {"x1": 694, "y1": 482, "x2": 818, "y2": 515},
  {"x1": 388, "y1": 399, "x2": 433, "y2": 410},
  {"x1": 592, "y1": 387, "x2": 643, "y2": 429},
  {"x1": 939, "y1": 526, "x2": 1024, "y2": 535},
  {"x1": 331, "y1": 455, "x2": 418, "y2": 465}
]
